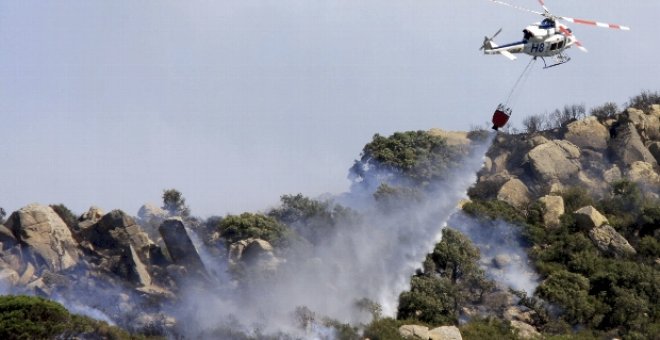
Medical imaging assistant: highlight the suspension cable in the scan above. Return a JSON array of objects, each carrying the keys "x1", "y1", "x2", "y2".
[{"x1": 504, "y1": 58, "x2": 536, "y2": 107}]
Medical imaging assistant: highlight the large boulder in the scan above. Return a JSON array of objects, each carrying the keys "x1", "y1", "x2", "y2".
[
  {"x1": 80, "y1": 210, "x2": 153, "y2": 258},
  {"x1": 79, "y1": 210, "x2": 155, "y2": 286},
  {"x1": 625, "y1": 108, "x2": 660, "y2": 141},
  {"x1": 137, "y1": 203, "x2": 168, "y2": 225},
  {"x1": 626, "y1": 161, "x2": 660, "y2": 187},
  {"x1": 398, "y1": 325, "x2": 429, "y2": 339},
  {"x1": 589, "y1": 225, "x2": 636, "y2": 257},
  {"x1": 429, "y1": 326, "x2": 462, "y2": 340},
  {"x1": 497, "y1": 178, "x2": 531, "y2": 209},
  {"x1": 159, "y1": 218, "x2": 207, "y2": 277},
  {"x1": 511, "y1": 320, "x2": 541, "y2": 339},
  {"x1": 564, "y1": 116, "x2": 610, "y2": 151},
  {"x1": 574, "y1": 206, "x2": 608, "y2": 229},
  {"x1": 539, "y1": 195, "x2": 564, "y2": 228},
  {"x1": 648, "y1": 142, "x2": 660, "y2": 164},
  {"x1": 78, "y1": 206, "x2": 105, "y2": 230},
  {"x1": 4, "y1": 204, "x2": 80, "y2": 272},
  {"x1": 610, "y1": 122, "x2": 657, "y2": 166},
  {"x1": 0, "y1": 224, "x2": 17, "y2": 250},
  {"x1": 527, "y1": 140, "x2": 581, "y2": 183}
]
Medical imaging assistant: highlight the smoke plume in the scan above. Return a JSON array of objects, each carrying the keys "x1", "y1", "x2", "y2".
[{"x1": 176, "y1": 132, "x2": 496, "y2": 337}]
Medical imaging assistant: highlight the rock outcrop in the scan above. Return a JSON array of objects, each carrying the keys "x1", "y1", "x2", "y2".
[
  {"x1": 4, "y1": 204, "x2": 80, "y2": 272},
  {"x1": 511, "y1": 320, "x2": 541, "y2": 339},
  {"x1": 574, "y1": 206, "x2": 609, "y2": 229},
  {"x1": 158, "y1": 218, "x2": 207, "y2": 277},
  {"x1": 539, "y1": 195, "x2": 564, "y2": 228},
  {"x1": 610, "y1": 122, "x2": 657, "y2": 166},
  {"x1": 399, "y1": 325, "x2": 430, "y2": 339},
  {"x1": 78, "y1": 210, "x2": 156, "y2": 286},
  {"x1": 497, "y1": 178, "x2": 531, "y2": 209},
  {"x1": 527, "y1": 140, "x2": 581, "y2": 184},
  {"x1": 589, "y1": 225, "x2": 636, "y2": 257},
  {"x1": 429, "y1": 326, "x2": 462, "y2": 340},
  {"x1": 563, "y1": 116, "x2": 609, "y2": 151}
]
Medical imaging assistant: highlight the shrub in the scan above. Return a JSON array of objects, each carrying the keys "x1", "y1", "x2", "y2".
[
  {"x1": 626, "y1": 90, "x2": 660, "y2": 110},
  {"x1": 460, "y1": 317, "x2": 517, "y2": 340},
  {"x1": 218, "y1": 212, "x2": 292, "y2": 246},
  {"x1": 522, "y1": 113, "x2": 547, "y2": 133},
  {"x1": 350, "y1": 131, "x2": 462, "y2": 188},
  {"x1": 50, "y1": 203, "x2": 78, "y2": 230},
  {"x1": 162, "y1": 188, "x2": 190, "y2": 217},
  {"x1": 362, "y1": 317, "x2": 404, "y2": 340},
  {"x1": 590, "y1": 102, "x2": 619, "y2": 119}
]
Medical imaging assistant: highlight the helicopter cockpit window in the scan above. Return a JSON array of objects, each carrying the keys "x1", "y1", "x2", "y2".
[
  {"x1": 540, "y1": 18, "x2": 555, "y2": 29},
  {"x1": 550, "y1": 43, "x2": 558, "y2": 50},
  {"x1": 523, "y1": 29, "x2": 533, "y2": 40},
  {"x1": 558, "y1": 40, "x2": 565, "y2": 49}
]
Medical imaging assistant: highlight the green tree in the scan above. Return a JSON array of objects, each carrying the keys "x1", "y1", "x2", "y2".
[
  {"x1": 350, "y1": 131, "x2": 462, "y2": 187},
  {"x1": 268, "y1": 194, "x2": 355, "y2": 245},
  {"x1": 218, "y1": 212, "x2": 291, "y2": 246},
  {"x1": 398, "y1": 275, "x2": 459, "y2": 325},
  {"x1": 0, "y1": 207, "x2": 5, "y2": 224},
  {"x1": 162, "y1": 188, "x2": 190, "y2": 217},
  {"x1": 50, "y1": 203, "x2": 77, "y2": 230}
]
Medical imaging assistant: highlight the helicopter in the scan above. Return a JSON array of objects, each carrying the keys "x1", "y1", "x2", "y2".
[{"x1": 480, "y1": 0, "x2": 630, "y2": 68}]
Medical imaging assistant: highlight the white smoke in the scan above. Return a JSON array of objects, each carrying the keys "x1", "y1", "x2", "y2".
[
  {"x1": 177, "y1": 132, "x2": 496, "y2": 337},
  {"x1": 449, "y1": 212, "x2": 539, "y2": 294}
]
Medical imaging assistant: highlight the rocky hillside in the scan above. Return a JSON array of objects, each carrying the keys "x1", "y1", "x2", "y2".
[
  {"x1": 0, "y1": 100, "x2": 658, "y2": 339},
  {"x1": 474, "y1": 104, "x2": 660, "y2": 209}
]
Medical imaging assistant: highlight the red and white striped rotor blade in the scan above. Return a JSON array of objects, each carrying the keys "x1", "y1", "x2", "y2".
[
  {"x1": 559, "y1": 16, "x2": 630, "y2": 30},
  {"x1": 489, "y1": 0, "x2": 544, "y2": 16},
  {"x1": 537, "y1": 0, "x2": 549, "y2": 12}
]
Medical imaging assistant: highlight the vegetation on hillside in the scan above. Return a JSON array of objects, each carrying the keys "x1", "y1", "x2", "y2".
[
  {"x1": 0, "y1": 295, "x2": 142, "y2": 340},
  {"x1": 349, "y1": 131, "x2": 462, "y2": 188},
  {"x1": 461, "y1": 181, "x2": 660, "y2": 339}
]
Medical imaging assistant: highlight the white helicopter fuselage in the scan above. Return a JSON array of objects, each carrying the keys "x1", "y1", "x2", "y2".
[{"x1": 521, "y1": 24, "x2": 573, "y2": 57}]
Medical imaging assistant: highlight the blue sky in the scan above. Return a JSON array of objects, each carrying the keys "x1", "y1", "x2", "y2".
[{"x1": 1, "y1": 0, "x2": 657, "y2": 217}]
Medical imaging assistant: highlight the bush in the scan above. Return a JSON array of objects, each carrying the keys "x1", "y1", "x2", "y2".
[
  {"x1": 162, "y1": 188, "x2": 190, "y2": 217},
  {"x1": 460, "y1": 317, "x2": 517, "y2": 340},
  {"x1": 626, "y1": 90, "x2": 660, "y2": 110},
  {"x1": 590, "y1": 102, "x2": 619, "y2": 119},
  {"x1": 218, "y1": 212, "x2": 292, "y2": 246},
  {"x1": 350, "y1": 131, "x2": 462, "y2": 188},
  {"x1": 50, "y1": 203, "x2": 78, "y2": 230},
  {"x1": 522, "y1": 113, "x2": 547, "y2": 133},
  {"x1": 398, "y1": 275, "x2": 459, "y2": 325},
  {"x1": 0, "y1": 295, "x2": 136, "y2": 340},
  {"x1": 362, "y1": 317, "x2": 404, "y2": 340}
]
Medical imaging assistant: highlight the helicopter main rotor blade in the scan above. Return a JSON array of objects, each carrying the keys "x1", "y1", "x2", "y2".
[
  {"x1": 488, "y1": 0, "x2": 544, "y2": 16},
  {"x1": 537, "y1": 0, "x2": 549, "y2": 13},
  {"x1": 558, "y1": 16, "x2": 630, "y2": 30}
]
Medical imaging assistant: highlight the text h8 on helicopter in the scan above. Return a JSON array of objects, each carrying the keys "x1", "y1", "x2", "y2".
[{"x1": 480, "y1": 0, "x2": 630, "y2": 68}]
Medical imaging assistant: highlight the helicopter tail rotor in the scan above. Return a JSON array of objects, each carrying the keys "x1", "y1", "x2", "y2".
[{"x1": 480, "y1": 28, "x2": 502, "y2": 51}]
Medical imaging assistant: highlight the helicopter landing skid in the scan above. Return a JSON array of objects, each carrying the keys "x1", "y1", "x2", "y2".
[{"x1": 539, "y1": 53, "x2": 571, "y2": 69}]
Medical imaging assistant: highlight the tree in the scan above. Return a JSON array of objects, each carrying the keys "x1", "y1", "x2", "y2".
[
  {"x1": 428, "y1": 228, "x2": 481, "y2": 284},
  {"x1": 0, "y1": 207, "x2": 5, "y2": 224},
  {"x1": 522, "y1": 113, "x2": 546, "y2": 133},
  {"x1": 268, "y1": 194, "x2": 356, "y2": 245},
  {"x1": 590, "y1": 102, "x2": 618, "y2": 119},
  {"x1": 350, "y1": 131, "x2": 462, "y2": 188},
  {"x1": 398, "y1": 275, "x2": 459, "y2": 325},
  {"x1": 162, "y1": 188, "x2": 190, "y2": 217},
  {"x1": 50, "y1": 204, "x2": 77, "y2": 230},
  {"x1": 626, "y1": 90, "x2": 660, "y2": 110},
  {"x1": 218, "y1": 212, "x2": 291, "y2": 246}
]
